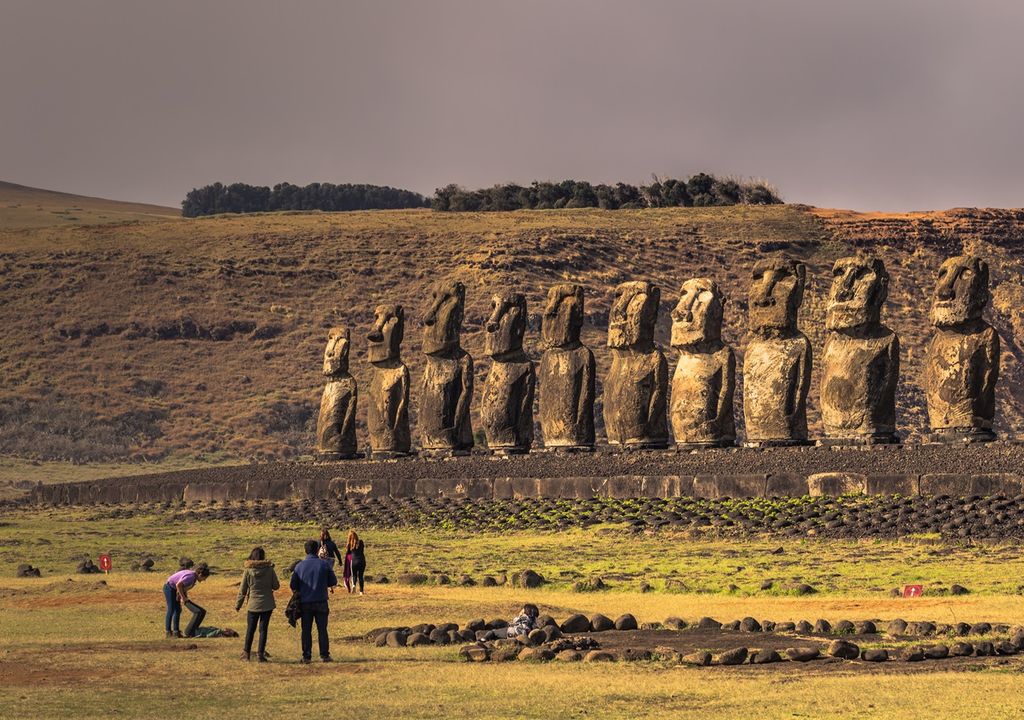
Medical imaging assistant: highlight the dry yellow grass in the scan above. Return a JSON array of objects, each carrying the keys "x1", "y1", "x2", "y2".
[{"x1": 0, "y1": 181, "x2": 180, "y2": 230}]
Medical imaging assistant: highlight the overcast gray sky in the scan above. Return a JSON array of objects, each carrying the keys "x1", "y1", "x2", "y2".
[{"x1": 2, "y1": 0, "x2": 1023, "y2": 211}]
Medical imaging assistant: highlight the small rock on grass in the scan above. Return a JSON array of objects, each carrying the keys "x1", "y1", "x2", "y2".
[
  {"x1": 681, "y1": 651, "x2": 712, "y2": 666},
  {"x1": 583, "y1": 650, "x2": 615, "y2": 663},
  {"x1": 555, "y1": 650, "x2": 582, "y2": 662},
  {"x1": 785, "y1": 647, "x2": 820, "y2": 662},
  {"x1": 664, "y1": 616, "x2": 688, "y2": 630},
  {"x1": 950, "y1": 584, "x2": 970, "y2": 595},
  {"x1": 717, "y1": 647, "x2": 748, "y2": 665},
  {"x1": 459, "y1": 645, "x2": 489, "y2": 662},
  {"x1": 751, "y1": 648, "x2": 781, "y2": 664},
  {"x1": 491, "y1": 647, "x2": 519, "y2": 662},
  {"x1": 518, "y1": 647, "x2": 555, "y2": 662},
  {"x1": 481, "y1": 576, "x2": 497, "y2": 587},
  {"x1": 614, "y1": 614, "x2": 638, "y2": 631},
  {"x1": 653, "y1": 646, "x2": 682, "y2": 663},
  {"x1": 385, "y1": 630, "x2": 408, "y2": 648},
  {"x1": 861, "y1": 649, "x2": 888, "y2": 662},
  {"x1": 535, "y1": 614, "x2": 557, "y2": 629},
  {"x1": 406, "y1": 632, "x2": 431, "y2": 647}
]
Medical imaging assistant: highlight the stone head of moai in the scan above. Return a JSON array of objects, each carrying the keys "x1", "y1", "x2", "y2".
[
  {"x1": 422, "y1": 280, "x2": 465, "y2": 356},
  {"x1": 826, "y1": 255, "x2": 889, "y2": 331},
  {"x1": 322, "y1": 326, "x2": 350, "y2": 376},
  {"x1": 484, "y1": 291, "x2": 528, "y2": 358},
  {"x1": 541, "y1": 283, "x2": 584, "y2": 349},
  {"x1": 931, "y1": 255, "x2": 990, "y2": 328},
  {"x1": 608, "y1": 281, "x2": 660, "y2": 349},
  {"x1": 367, "y1": 304, "x2": 404, "y2": 363},
  {"x1": 748, "y1": 259, "x2": 806, "y2": 335},
  {"x1": 671, "y1": 278, "x2": 724, "y2": 348}
]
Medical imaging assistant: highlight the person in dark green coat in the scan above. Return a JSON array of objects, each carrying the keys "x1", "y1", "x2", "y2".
[{"x1": 235, "y1": 546, "x2": 280, "y2": 661}]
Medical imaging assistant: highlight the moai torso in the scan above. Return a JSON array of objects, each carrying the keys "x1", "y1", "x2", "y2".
[
  {"x1": 366, "y1": 304, "x2": 411, "y2": 456},
  {"x1": 743, "y1": 260, "x2": 811, "y2": 445},
  {"x1": 669, "y1": 278, "x2": 736, "y2": 447},
  {"x1": 480, "y1": 292, "x2": 535, "y2": 453},
  {"x1": 419, "y1": 281, "x2": 474, "y2": 453},
  {"x1": 315, "y1": 327, "x2": 358, "y2": 458},
  {"x1": 820, "y1": 256, "x2": 899, "y2": 442},
  {"x1": 924, "y1": 256, "x2": 999, "y2": 440},
  {"x1": 538, "y1": 284, "x2": 595, "y2": 449},
  {"x1": 604, "y1": 281, "x2": 668, "y2": 448}
]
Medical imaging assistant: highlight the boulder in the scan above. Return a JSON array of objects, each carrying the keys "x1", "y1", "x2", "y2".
[
  {"x1": 573, "y1": 576, "x2": 608, "y2": 592},
  {"x1": 410, "y1": 623, "x2": 435, "y2": 635},
  {"x1": 491, "y1": 647, "x2": 520, "y2": 662},
  {"x1": 481, "y1": 576, "x2": 498, "y2": 587},
  {"x1": 855, "y1": 621, "x2": 877, "y2": 635},
  {"x1": 760, "y1": 580, "x2": 774, "y2": 591},
  {"x1": 950, "y1": 642, "x2": 974, "y2": 657},
  {"x1": 516, "y1": 569, "x2": 545, "y2": 589},
  {"x1": 458, "y1": 574, "x2": 476, "y2": 587},
  {"x1": 457, "y1": 629, "x2": 476, "y2": 642},
  {"x1": 535, "y1": 614, "x2": 557, "y2": 629},
  {"x1": 653, "y1": 646, "x2": 682, "y2": 663},
  {"x1": 900, "y1": 646, "x2": 926, "y2": 662},
  {"x1": 583, "y1": 650, "x2": 615, "y2": 663},
  {"x1": 1010, "y1": 629, "x2": 1024, "y2": 651},
  {"x1": 555, "y1": 650, "x2": 582, "y2": 662},
  {"x1": 526, "y1": 629, "x2": 547, "y2": 646},
  {"x1": 950, "y1": 584, "x2": 969, "y2": 595},
  {"x1": 486, "y1": 619, "x2": 509, "y2": 630},
  {"x1": 995, "y1": 641, "x2": 1018, "y2": 656},
  {"x1": 827, "y1": 640, "x2": 860, "y2": 659},
  {"x1": 923, "y1": 644, "x2": 949, "y2": 660},
  {"x1": 614, "y1": 614, "x2": 638, "y2": 631},
  {"x1": 886, "y1": 619, "x2": 908, "y2": 636},
  {"x1": 969, "y1": 622, "x2": 991, "y2": 636},
  {"x1": 396, "y1": 573, "x2": 429, "y2": 586},
  {"x1": 953, "y1": 622, "x2": 971, "y2": 636},
  {"x1": 739, "y1": 617, "x2": 762, "y2": 632},
  {"x1": 374, "y1": 632, "x2": 389, "y2": 647},
  {"x1": 542, "y1": 625, "x2": 562, "y2": 643},
  {"x1": 465, "y1": 619, "x2": 486, "y2": 633},
  {"x1": 518, "y1": 647, "x2": 555, "y2": 662},
  {"x1": 621, "y1": 648, "x2": 652, "y2": 662},
  {"x1": 385, "y1": 630, "x2": 408, "y2": 648},
  {"x1": 792, "y1": 583, "x2": 816, "y2": 596},
  {"x1": 751, "y1": 648, "x2": 781, "y2": 664},
  {"x1": 590, "y1": 614, "x2": 615, "y2": 632},
  {"x1": 813, "y1": 619, "x2": 832, "y2": 634},
  {"x1": 664, "y1": 616, "x2": 688, "y2": 631},
  {"x1": 697, "y1": 616, "x2": 722, "y2": 629},
  {"x1": 428, "y1": 628, "x2": 449, "y2": 645},
  {"x1": 560, "y1": 614, "x2": 592, "y2": 634},
  {"x1": 407, "y1": 632, "x2": 432, "y2": 647},
  {"x1": 861, "y1": 649, "x2": 888, "y2": 662},
  {"x1": 15, "y1": 564, "x2": 41, "y2": 578},
  {"x1": 907, "y1": 621, "x2": 935, "y2": 636},
  {"x1": 681, "y1": 651, "x2": 712, "y2": 666},
  {"x1": 717, "y1": 647, "x2": 748, "y2": 666},
  {"x1": 785, "y1": 647, "x2": 820, "y2": 662},
  {"x1": 974, "y1": 641, "x2": 994, "y2": 657},
  {"x1": 722, "y1": 620, "x2": 741, "y2": 631},
  {"x1": 833, "y1": 620, "x2": 856, "y2": 635},
  {"x1": 795, "y1": 621, "x2": 814, "y2": 634},
  {"x1": 447, "y1": 630, "x2": 461, "y2": 645},
  {"x1": 775, "y1": 622, "x2": 797, "y2": 632},
  {"x1": 459, "y1": 644, "x2": 489, "y2": 662},
  {"x1": 762, "y1": 620, "x2": 776, "y2": 632}
]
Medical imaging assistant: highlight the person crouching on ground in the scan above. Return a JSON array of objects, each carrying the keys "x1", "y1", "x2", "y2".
[
  {"x1": 290, "y1": 539, "x2": 338, "y2": 663},
  {"x1": 484, "y1": 603, "x2": 539, "y2": 640},
  {"x1": 164, "y1": 562, "x2": 209, "y2": 638},
  {"x1": 235, "y1": 546, "x2": 280, "y2": 662}
]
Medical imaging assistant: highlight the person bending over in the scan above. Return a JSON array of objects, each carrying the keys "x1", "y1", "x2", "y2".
[{"x1": 163, "y1": 562, "x2": 209, "y2": 638}]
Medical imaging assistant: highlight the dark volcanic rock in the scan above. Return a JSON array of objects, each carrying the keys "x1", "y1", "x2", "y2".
[
  {"x1": 861, "y1": 648, "x2": 889, "y2": 662},
  {"x1": 717, "y1": 647, "x2": 748, "y2": 666},
  {"x1": 560, "y1": 614, "x2": 592, "y2": 634},
  {"x1": 590, "y1": 614, "x2": 615, "y2": 632},
  {"x1": 785, "y1": 647, "x2": 820, "y2": 662},
  {"x1": 827, "y1": 640, "x2": 860, "y2": 659},
  {"x1": 614, "y1": 614, "x2": 638, "y2": 631},
  {"x1": 751, "y1": 648, "x2": 781, "y2": 664}
]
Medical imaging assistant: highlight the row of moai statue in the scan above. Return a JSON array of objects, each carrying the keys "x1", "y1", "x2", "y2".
[{"x1": 316, "y1": 254, "x2": 999, "y2": 458}]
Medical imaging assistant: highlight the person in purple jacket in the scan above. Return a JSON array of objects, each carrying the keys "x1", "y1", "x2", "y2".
[{"x1": 164, "y1": 562, "x2": 210, "y2": 638}]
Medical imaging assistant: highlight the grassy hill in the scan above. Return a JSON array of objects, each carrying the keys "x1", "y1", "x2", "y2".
[
  {"x1": 0, "y1": 202, "x2": 1022, "y2": 473},
  {"x1": 0, "y1": 181, "x2": 180, "y2": 230}
]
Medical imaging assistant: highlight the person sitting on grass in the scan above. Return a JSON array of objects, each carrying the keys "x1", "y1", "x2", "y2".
[
  {"x1": 235, "y1": 546, "x2": 280, "y2": 662},
  {"x1": 163, "y1": 562, "x2": 210, "y2": 638},
  {"x1": 484, "y1": 603, "x2": 540, "y2": 640}
]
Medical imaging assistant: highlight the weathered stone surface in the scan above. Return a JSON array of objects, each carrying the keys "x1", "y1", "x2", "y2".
[
  {"x1": 924, "y1": 644, "x2": 949, "y2": 659},
  {"x1": 459, "y1": 644, "x2": 489, "y2": 662},
  {"x1": 785, "y1": 646, "x2": 820, "y2": 662},
  {"x1": 808, "y1": 472, "x2": 867, "y2": 496},
  {"x1": 821, "y1": 256, "x2": 899, "y2": 444},
  {"x1": 555, "y1": 650, "x2": 583, "y2": 662},
  {"x1": 366, "y1": 304, "x2": 411, "y2": 458},
  {"x1": 669, "y1": 278, "x2": 736, "y2": 448},
  {"x1": 604, "y1": 281, "x2": 668, "y2": 449},
  {"x1": 717, "y1": 647, "x2": 748, "y2": 665},
  {"x1": 861, "y1": 648, "x2": 889, "y2": 662},
  {"x1": 583, "y1": 650, "x2": 615, "y2": 663},
  {"x1": 406, "y1": 632, "x2": 431, "y2": 647},
  {"x1": 590, "y1": 613, "x2": 615, "y2": 632},
  {"x1": 614, "y1": 613, "x2": 638, "y2": 631},
  {"x1": 560, "y1": 613, "x2": 592, "y2": 634},
  {"x1": 385, "y1": 630, "x2": 408, "y2": 647},
  {"x1": 827, "y1": 640, "x2": 860, "y2": 659},
  {"x1": 743, "y1": 260, "x2": 812, "y2": 446},
  {"x1": 419, "y1": 280, "x2": 474, "y2": 454},
  {"x1": 751, "y1": 648, "x2": 782, "y2": 664},
  {"x1": 518, "y1": 647, "x2": 555, "y2": 662},
  {"x1": 539, "y1": 284, "x2": 596, "y2": 450},
  {"x1": 950, "y1": 642, "x2": 974, "y2": 657},
  {"x1": 681, "y1": 650, "x2": 712, "y2": 666},
  {"x1": 315, "y1": 327, "x2": 358, "y2": 458},
  {"x1": 924, "y1": 256, "x2": 999, "y2": 442},
  {"x1": 697, "y1": 617, "x2": 722, "y2": 629},
  {"x1": 663, "y1": 616, "x2": 687, "y2": 630},
  {"x1": 481, "y1": 292, "x2": 535, "y2": 454}
]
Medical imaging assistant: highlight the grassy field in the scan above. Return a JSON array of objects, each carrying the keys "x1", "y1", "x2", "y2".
[
  {"x1": 2, "y1": 509, "x2": 1023, "y2": 719},
  {"x1": 0, "y1": 181, "x2": 180, "y2": 230}
]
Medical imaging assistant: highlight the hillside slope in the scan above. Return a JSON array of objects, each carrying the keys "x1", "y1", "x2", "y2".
[
  {"x1": 0, "y1": 205, "x2": 1021, "y2": 465},
  {"x1": 0, "y1": 181, "x2": 180, "y2": 230}
]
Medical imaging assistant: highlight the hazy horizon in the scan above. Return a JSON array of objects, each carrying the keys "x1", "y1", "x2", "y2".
[{"x1": 3, "y1": 0, "x2": 1024, "y2": 212}]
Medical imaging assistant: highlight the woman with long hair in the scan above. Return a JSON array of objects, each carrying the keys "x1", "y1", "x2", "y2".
[
  {"x1": 346, "y1": 530, "x2": 366, "y2": 595},
  {"x1": 235, "y1": 546, "x2": 280, "y2": 662}
]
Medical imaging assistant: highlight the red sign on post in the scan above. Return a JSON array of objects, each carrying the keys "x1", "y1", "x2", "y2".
[
  {"x1": 903, "y1": 584, "x2": 923, "y2": 598},
  {"x1": 98, "y1": 554, "x2": 112, "y2": 573}
]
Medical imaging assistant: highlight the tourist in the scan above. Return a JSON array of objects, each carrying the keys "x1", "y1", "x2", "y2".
[
  {"x1": 318, "y1": 528, "x2": 345, "y2": 568},
  {"x1": 290, "y1": 539, "x2": 338, "y2": 663},
  {"x1": 235, "y1": 546, "x2": 280, "y2": 662},
  {"x1": 346, "y1": 530, "x2": 367, "y2": 595},
  {"x1": 484, "y1": 603, "x2": 539, "y2": 640},
  {"x1": 163, "y1": 562, "x2": 210, "y2": 638}
]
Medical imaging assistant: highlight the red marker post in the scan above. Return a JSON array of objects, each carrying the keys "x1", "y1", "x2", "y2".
[
  {"x1": 98, "y1": 554, "x2": 112, "y2": 575},
  {"x1": 903, "y1": 584, "x2": 922, "y2": 598}
]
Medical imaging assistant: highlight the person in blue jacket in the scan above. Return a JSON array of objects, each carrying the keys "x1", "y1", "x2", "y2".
[{"x1": 290, "y1": 539, "x2": 338, "y2": 663}]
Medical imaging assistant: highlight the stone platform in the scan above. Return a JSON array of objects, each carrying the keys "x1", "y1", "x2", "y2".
[{"x1": 24, "y1": 442, "x2": 1024, "y2": 506}]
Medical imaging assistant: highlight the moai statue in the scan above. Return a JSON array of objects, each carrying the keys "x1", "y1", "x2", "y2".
[
  {"x1": 315, "y1": 327, "x2": 358, "y2": 459},
  {"x1": 480, "y1": 292, "x2": 535, "y2": 454},
  {"x1": 669, "y1": 278, "x2": 736, "y2": 449},
  {"x1": 604, "y1": 281, "x2": 669, "y2": 449},
  {"x1": 366, "y1": 304, "x2": 411, "y2": 458},
  {"x1": 539, "y1": 283, "x2": 596, "y2": 450},
  {"x1": 821, "y1": 256, "x2": 900, "y2": 444},
  {"x1": 923, "y1": 256, "x2": 999, "y2": 442},
  {"x1": 419, "y1": 280, "x2": 474, "y2": 455},
  {"x1": 743, "y1": 259, "x2": 812, "y2": 446}
]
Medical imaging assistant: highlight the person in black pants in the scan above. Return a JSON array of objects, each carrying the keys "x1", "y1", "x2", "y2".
[
  {"x1": 235, "y1": 546, "x2": 280, "y2": 662},
  {"x1": 290, "y1": 539, "x2": 338, "y2": 663},
  {"x1": 346, "y1": 531, "x2": 367, "y2": 595}
]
